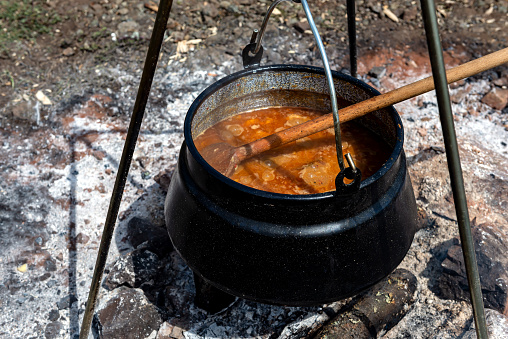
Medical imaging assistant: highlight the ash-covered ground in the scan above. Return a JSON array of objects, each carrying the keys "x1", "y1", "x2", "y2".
[{"x1": 1, "y1": 0, "x2": 507, "y2": 338}]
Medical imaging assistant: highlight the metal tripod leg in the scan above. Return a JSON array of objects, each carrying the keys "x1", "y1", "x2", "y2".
[
  {"x1": 347, "y1": 0, "x2": 357, "y2": 78},
  {"x1": 419, "y1": 0, "x2": 488, "y2": 337},
  {"x1": 79, "y1": 0, "x2": 174, "y2": 337}
]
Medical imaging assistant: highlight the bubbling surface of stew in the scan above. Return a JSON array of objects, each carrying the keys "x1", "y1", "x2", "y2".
[{"x1": 194, "y1": 107, "x2": 391, "y2": 195}]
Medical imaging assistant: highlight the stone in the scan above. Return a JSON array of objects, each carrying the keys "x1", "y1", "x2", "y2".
[
  {"x1": 57, "y1": 294, "x2": 78, "y2": 310},
  {"x1": 314, "y1": 269, "x2": 417, "y2": 338},
  {"x1": 10, "y1": 100, "x2": 37, "y2": 123},
  {"x1": 48, "y1": 309, "x2": 60, "y2": 321},
  {"x1": 368, "y1": 66, "x2": 387, "y2": 79},
  {"x1": 44, "y1": 321, "x2": 63, "y2": 339},
  {"x1": 450, "y1": 88, "x2": 468, "y2": 103},
  {"x1": 104, "y1": 248, "x2": 161, "y2": 290},
  {"x1": 481, "y1": 88, "x2": 508, "y2": 110},
  {"x1": 62, "y1": 47, "x2": 75, "y2": 56},
  {"x1": 462, "y1": 308, "x2": 508, "y2": 339},
  {"x1": 44, "y1": 258, "x2": 57, "y2": 272},
  {"x1": 117, "y1": 21, "x2": 140, "y2": 38},
  {"x1": 76, "y1": 232, "x2": 90, "y2": 244},
  {"x1": 125, "y1": 217, "x2": 173, "y2": 257},
  {"x1": 153, "y1": 169, "x2": 173, "y2": 192},
  {"x1": 94, "y1": 287, "x2": 162, "y2": 339},
  {"x1": 293, "y1": 21, "x2": 311, "y2": 33},
  {"x1": 156, "y1": 321, "x2": 185, "y2": 339},
  {"x1": 201, "y1": 3, "x2": 220, "y2": 19},
  {"x1": 438, "y1": 223, "x2": 508, "y2": 313},
  {"x1": 402, "y1": 7, "x2": 418, "y2": 21},
  {"x1": 493, "y1": 77, "x2": 508, "y2": 87}
]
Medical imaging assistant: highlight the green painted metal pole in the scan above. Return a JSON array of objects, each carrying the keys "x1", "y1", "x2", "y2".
[{"x1": 419, "y1": 0, "x2": 488, "y2": 337}]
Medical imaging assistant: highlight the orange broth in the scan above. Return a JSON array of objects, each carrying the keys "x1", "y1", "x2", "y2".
[{"x1": 194, "y1": 107, "x2": 391, "y2": 194}]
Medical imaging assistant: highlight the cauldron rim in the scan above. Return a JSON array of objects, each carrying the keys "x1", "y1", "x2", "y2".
[{"x1": 184, "y1": 64, "x2": 404, "y2": 201}]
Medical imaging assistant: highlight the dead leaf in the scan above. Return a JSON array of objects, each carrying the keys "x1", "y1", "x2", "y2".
[
  {"x1": 437, "y1": 7, "x2": 447, "y2": 17},
  {"x1": 144, "y1": 2, "x2": 158, "y2": 12},
  {"x1": 176, "y1": 41, "x2": 188, "y2": 54},
  {"x1": 383, "y1": 6, "x2": 399, "y2": 23},
  {"x1": 36, "y1": 90, "x2": 52, "y2": 105},
  {"x1": 485, "y1": 5, "x2": 494, "y2": 16}
]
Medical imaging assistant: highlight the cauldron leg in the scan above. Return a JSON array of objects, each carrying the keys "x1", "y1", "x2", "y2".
[{"x1": 193, "y1": 272, "x2": 236, "y2": 313}]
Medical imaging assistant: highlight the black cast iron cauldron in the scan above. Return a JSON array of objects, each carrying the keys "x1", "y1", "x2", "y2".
[{"x1": 164, "y1": 64, "x2": 418, "y2": 306}]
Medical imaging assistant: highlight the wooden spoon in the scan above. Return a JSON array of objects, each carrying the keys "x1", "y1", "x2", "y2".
[{"x1": 201, "y1": 47, "x2": 508, "y2": 176}]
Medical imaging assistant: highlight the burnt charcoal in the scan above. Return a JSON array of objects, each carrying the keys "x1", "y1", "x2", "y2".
[
  {"x1": 438, "y1": 223, "x2": 508, "y2": 313},
  {"x1": 104, "y1": 248, "x2": 161, "y2": 290},
  {"x1": 126, "y1": 217, "x2": 172, "y2": 256},
  {"x1": 314, "y1": 269, "x2": 417, "y2": 338},
  {"x1": 93, "y1": 287, "x2": 162, "y2": 339},
  {"x1": 164, "y1": 286, "x2": 194, "y2": 318}
]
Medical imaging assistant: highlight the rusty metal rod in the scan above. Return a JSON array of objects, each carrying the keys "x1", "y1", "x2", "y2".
[
  {"x1": 79, "y1": 0, "x2": 174, "y2": 337},
  {"x1": 419, "y1": 0, "x2": 488, "y2": 337}
]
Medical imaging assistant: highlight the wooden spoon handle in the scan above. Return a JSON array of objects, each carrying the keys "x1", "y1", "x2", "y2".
[{"x1": 235, "y1": 47, "x2": 508, "y2": 162}]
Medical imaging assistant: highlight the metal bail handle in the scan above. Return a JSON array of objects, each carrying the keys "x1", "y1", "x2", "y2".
[
  {"x1": 243, "y1": 0, "x2": 362, "y2": 192},
  {"x1": 335, "y1": 154, "x2": 362, "y2": 196},
  {"x1": 242, "y1": 30, "x2": 264, "y2": 68},
  {"x1": 299, "y1": 0, "x2": 361, "y2": 192},
  {"x1": 242, "y1": 0, "x2": 299, "y2": 68}
]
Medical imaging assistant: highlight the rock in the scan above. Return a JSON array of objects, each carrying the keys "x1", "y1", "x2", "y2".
[
  {"x1": 156, "y1": 321, "x2": 185, "y2": 339},
  {"x1": 104, "y1": 248, "x2": 161, "y2": 290},
  {"x1": 62, "y1": 47, "x2": 75, "y2": 56},
  {"x1": 57, "y1": 294, "x2": 78, "y2": 310},
  {"x1": 76, "y1": 232, "x2": 90, "y2": 244},
  {"x1": 368, "y1": 66, "x2": 387, "y2": 79},
  {"x1": 117, "y1": 8, "x2": 129, "y2": 15},
  {"x1": 293, "y1": 21, "x2": 311, "y2": 33},
  {"x1": 48, "y1": 309, "x2": 60, "y2": 321},
  {"x1": 117, "y1": 21, "x2": 140, "y2": 38},
  {"x1": 201, "y1": 3, "x2": 220, "y2": 19},
  {"x1": 44, "y1": 258, "x2": 57, "y2": 272},
  {"x1": 450, "y1": 88, "x2": 468, "y2": 103},
  {"x1": 438, "y1": 223, "x2": 508, "y2": 313},
  {"x1": 153, "y1": 169, "x2": 173, "y2": 192},
  {"x1": 493, "y1": 77, "x2": 508, "y2": 87},
  {"x1": 11, "y1": 100, "x2": 38, "y2": 123},
  {"x1": 314, "y1": 269, "x2": 417, "y2": 338},
  {"x1": 369, "y1": 4, "x2": 382, "y2": 14},
  {"x1": 125, "y1": 217, "x2": 173, "y2": 256},
  {"x1": 402, "y1": 7, "x2": 418, "y2": 21},
  {"x1": 481, "y1": 88, "x2": 508, "y2": 110},
  {"x1": 462, "y1": 308, "x2": 508, "y2": 339},
  {"x1": 44, "y1": 321, "x2": 63, "y2": 339},
  {"x1": 94, "y1": 287, "x2": 163, "y2": 339}
]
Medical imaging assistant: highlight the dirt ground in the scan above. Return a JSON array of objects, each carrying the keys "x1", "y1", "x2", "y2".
[
  {"x1": 1, "y1": 0, "x2": 507, "y2": 338},
  {"x1": 1, "y1": 0, "x2": 507, "y2": 122}
]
